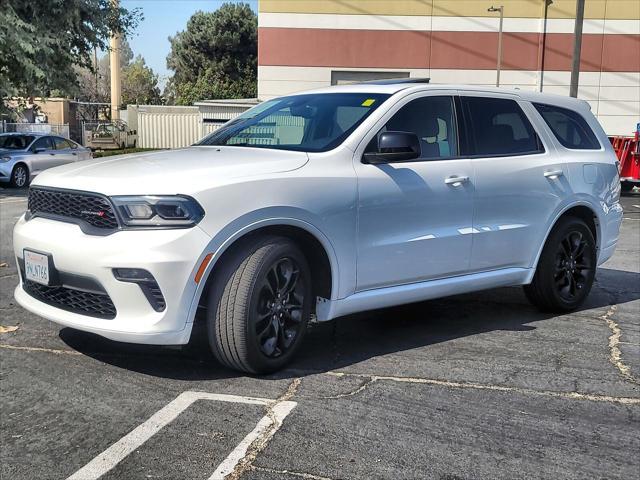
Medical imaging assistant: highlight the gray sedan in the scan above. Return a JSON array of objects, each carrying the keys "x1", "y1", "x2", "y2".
[{"x1": 0, "y1": 133, "x2": 92, "y2": 188}]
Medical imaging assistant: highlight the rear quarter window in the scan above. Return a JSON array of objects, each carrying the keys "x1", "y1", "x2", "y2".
[
  {"x1": 533, "y1": 103, "x2": 600, "y2": 150},
  {"x1": 461, "y1": 96, "x2": 544, "y2": 157}
]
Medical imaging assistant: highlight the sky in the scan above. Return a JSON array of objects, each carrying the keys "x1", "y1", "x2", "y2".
[{"x1": 120, "y1": 0, "x2": 258, "y2": 88}]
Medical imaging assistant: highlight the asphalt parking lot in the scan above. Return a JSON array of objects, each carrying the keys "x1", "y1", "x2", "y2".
[{"x1": 1, "y1": 186, "x2": 639, "y2": 480}]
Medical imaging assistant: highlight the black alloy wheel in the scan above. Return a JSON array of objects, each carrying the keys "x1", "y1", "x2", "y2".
[
  {"x1": 207, "y1": 236, "x2": 312, "y2": 374},
  {"x1": 254, "y1": 257, "x2": 306, "y2": 358},
  {"x1": 524, "y1": 216, "x2": 597, "y2": 312},
  {"x1": 553, "y1": 230, "x2": 594, "y2": 302}
]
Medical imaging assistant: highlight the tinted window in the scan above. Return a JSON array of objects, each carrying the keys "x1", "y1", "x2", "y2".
[
  {"x1": 53, "y1": 137, "x2": 71, "y2": 150},
  {"x1": 368, "y1": 96, "x2": 458, "y2": 159},
  {"x1": 0, "y1": 134, "x2": 35, "y2": 149},
  {"x1": 199, "y1": 93, "x2": 390, "y2": 152},
  {"x1": 462, "y1": 97, "x2": 543, "y2": 156},
  {"x1": 31, "y1": 137, "x2": 53, "y2": 151},
  {"x1": 533, "y1": 103, "x2": 600, "y2": 150}
]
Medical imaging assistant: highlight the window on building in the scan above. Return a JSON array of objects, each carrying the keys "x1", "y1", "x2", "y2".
[
  {"x1": 533, "y1": 103, "x2": 600, "y2": 150},
  {"x1": 367, "y1": 96, "x2": 458, "y2": 160},
  {"x1": 330, "y1": 71, "x2": 409, "y2": 86},
  {"x1": 462, "y1": 97, "x2": 544, "y2": 156}
]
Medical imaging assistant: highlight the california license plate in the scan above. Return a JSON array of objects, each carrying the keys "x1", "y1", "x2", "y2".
[{"x1": 24, "y1": 250, "x2": 50, "y2": 286}]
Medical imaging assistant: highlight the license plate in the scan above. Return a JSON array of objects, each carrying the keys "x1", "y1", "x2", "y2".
[{"x1": 24, "y1": 250, "x2": 50, "y2": 286}]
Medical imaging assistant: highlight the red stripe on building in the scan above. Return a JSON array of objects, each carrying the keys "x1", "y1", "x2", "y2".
[{"x1": 258, "y1": 28, "x2": 640, "y2": 72}]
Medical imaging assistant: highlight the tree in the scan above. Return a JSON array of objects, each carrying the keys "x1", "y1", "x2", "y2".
[
  {"x1": 75, "y1": 39, "x2": 161, "y2": 106},
  {"x1": 0, "y1": 0, "x2": 140, "y2": 117},
  {"x1": 166, "y1": 3, "x2": 257, "y2": 104},
  {"x1": 121, "y1": 55, "x2": 162, "y2": 105},
  {"x1": 75, "y1": 39, "x2": 134, "y2": 104}
]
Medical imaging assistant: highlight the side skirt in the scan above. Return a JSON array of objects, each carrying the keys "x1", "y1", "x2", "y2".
[{"x1": 316, "y1": 267, "x2": 532, "y2": 321}]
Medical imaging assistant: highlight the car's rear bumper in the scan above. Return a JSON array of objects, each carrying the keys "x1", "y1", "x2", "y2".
[{"x1": 598, "y1": 201, "x2": 624, "y2": 265}]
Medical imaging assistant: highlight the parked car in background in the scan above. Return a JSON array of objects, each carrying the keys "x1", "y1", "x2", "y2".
[
  {"x1": 13, "y1": 81, "x2": 622, "y2": 374},
  {"x1": 0, "y1": 133, "x2": 92, "y2": 188},
  {"x1": 85, "y1": 120, "x2": 138, "y2": 150}
]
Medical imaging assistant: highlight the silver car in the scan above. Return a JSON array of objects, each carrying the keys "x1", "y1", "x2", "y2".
[{"x1": 0, "y1": 133, "x2": 91, "y2": 188}]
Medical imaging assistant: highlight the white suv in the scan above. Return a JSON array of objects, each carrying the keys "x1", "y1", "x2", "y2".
[{"x1": 13, "y1": 81, "x2": 623, "y2": 373}]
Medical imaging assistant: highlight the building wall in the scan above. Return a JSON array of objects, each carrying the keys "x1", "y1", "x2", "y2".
[{"x1": 257, "y1": 0, "x2": 640, "y2": 135}]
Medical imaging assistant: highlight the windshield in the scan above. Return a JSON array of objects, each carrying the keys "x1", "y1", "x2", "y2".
[
  {"x1": 0, "y1": 134, "x2": 35, "y2": 150},
  {"x1": 197, "y1": 93, "x2": 390, "y2": 152}
]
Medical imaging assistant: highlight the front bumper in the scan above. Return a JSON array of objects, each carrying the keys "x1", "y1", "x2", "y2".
[
  {"x1": 0, "y1": 161, "x2": 14, "y2": 182},
  {"x1": 13, "y1": 215, "x2": 212, "y2": 344}
]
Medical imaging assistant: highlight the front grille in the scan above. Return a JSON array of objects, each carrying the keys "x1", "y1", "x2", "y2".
[
  {"x1": 28, "y1": 188, "x2": 119, "y2": 230},
  {"x1": 23, "y1": 280, "x2": 117, "y2": 319}
]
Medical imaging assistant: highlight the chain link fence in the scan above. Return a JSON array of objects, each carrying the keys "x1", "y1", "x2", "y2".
[{"x1": 0, "y1": 122, "x2": 70, "y2": 138}]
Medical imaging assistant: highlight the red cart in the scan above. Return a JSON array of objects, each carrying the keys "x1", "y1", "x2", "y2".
[{"x1": 610, "y1": 123, "x2": 639, "y2": 193}]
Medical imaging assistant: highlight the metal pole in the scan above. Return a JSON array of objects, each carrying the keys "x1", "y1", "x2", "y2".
[
  {"x1": 488, "y1": 6, "x2": 504, "y2": 87},
  {"x1": 570, "y1": 0, "x2": 585, "y2": 98},
  {"x1": 109, "y1": 0, "x2": 121, "y2": 121}
]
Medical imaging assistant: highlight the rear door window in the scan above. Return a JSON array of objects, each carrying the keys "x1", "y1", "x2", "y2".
[
  {"x1": 533, "y1": 103, "x2": 600, "y2": 150},
  {"x1": 461, "y1": 96, "x2": 544, "y2": 156},
  {"x1": 53, "y1": 137, "x2": 70, "y2": 150}
]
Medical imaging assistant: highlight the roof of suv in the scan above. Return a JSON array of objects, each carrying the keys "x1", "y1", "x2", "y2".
[{"x1": 304, "y1": 82, "x2": 590, "y2": 111}]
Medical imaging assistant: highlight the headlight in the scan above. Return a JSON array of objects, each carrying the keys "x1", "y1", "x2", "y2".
[
  {"x1": 111, "y1": 195, "x2": 205, "y2": 228},
  {"x1": 0, "y1": 155, "x2": 12, "y2": 163}
]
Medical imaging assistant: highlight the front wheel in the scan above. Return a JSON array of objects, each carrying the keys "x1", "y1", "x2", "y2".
[
  {"x1": 524, "y1": 217, "x2": 596, "y2": 312},
  {"x1": 10, "y1": 164, "x2": 29, "y2": 188},
  {"x1": 206, "y1": 236, "x2": 312, "y2": 374}
]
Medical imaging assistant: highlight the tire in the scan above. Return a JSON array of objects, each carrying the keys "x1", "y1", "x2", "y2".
[
  {"x1": 620, "y1": 182, "x2": 635, "y2": 194},
  {"x1": 10, "y1": 164, "x2": 29, "y2": 188},
  {"x1": 524, "y1": 216, "x2": 597, "y2": 312},
  {"x1": 206, "y1": 236, "x2": 312, "y2": 374}
]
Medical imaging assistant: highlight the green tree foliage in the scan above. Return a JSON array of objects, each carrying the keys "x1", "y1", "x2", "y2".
[
  {"x1": 75, "y1": 39, "x2": 161, "y2": 106},
  {"x1": 166, "y1": 3, "x2": 257, "y2": 105},
  {"x1": 0, "y1": 0, "x2": 140, "y2": 116},
  {"x1": 121, "y1": 55, "x2": 162, "y2": 105}
]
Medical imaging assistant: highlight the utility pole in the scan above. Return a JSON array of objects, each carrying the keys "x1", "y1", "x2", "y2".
[
  {"x1": 109, "y1": 0, "x2": 121, "y2": 121},
  {"x1": 488, "y1": 5, "x2": 504, "y2": 87},
  {"x1": 569, "y1": 0, "x2": 585, "y2": 98}
]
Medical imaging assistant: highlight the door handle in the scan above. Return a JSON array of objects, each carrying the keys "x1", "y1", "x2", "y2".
[
  {"x1": 444, "y1": 175, "x2": 469, "y2": 186},
  {"x1": 544, "y1": 169, "x2": 564, "y2": 179},
  {"x1": 72, "y1": 152, "x2": 77, "y2": 156}
]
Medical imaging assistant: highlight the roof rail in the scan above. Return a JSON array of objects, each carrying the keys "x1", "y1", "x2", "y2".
[{"x1": 361, "y1": 77, "x2": 431, "y2": 85}]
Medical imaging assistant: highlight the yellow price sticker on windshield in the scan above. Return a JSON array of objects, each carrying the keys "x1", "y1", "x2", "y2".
[{"x1": 361, "y1": 98, "x2": 376, "y2": 107}]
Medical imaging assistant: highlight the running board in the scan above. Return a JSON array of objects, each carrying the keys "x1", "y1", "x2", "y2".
[{"x1": 315, "y1": 268, "x2": 531, "y2": 321}]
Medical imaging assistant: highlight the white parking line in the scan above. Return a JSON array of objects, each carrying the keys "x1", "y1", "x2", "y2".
[{"x1": 66, "y1": 391, "x2": 297, "y2": 480}]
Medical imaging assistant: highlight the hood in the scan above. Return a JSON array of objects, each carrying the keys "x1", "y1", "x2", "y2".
[{"x1": 32, "y1": 146, "x2": 309, "y2": 195}]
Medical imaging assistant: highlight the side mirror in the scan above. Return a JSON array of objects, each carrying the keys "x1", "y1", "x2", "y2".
[
  {"x1": 32, "y1": 147, "x2": 46, "y2": 154},
  {"x1": 362, "y1": 131, "x2": 421, "y2": 164}
]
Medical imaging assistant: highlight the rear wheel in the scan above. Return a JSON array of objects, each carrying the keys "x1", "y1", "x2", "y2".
[
  {"x1": 10, "y1": 164, "x2": 29, "y2": 188},
  {"x1": 206, "y1": 236, "x2": 312, "y2": 374},
  {"x1": 621, "y1": 182, "x2": 635, "y2": 193},
  {"x1": 524, "y1": 217, "x2": 596, "y2": 312}
]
